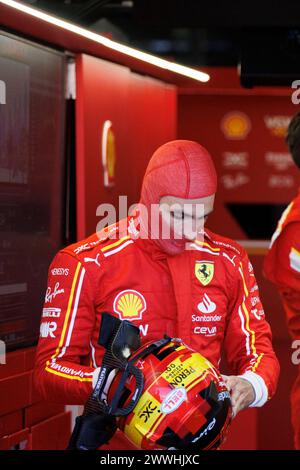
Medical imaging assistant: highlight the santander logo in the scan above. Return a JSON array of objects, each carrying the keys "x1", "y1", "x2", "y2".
[
  {"x1": 197, "y1": 294, "x2": 216, "y2": 314},
  {"x1": 161, "y1": 388, "x2": 187, "y2": 414}
]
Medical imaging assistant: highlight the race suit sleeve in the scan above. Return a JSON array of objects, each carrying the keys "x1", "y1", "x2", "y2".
[
  {"x1": 223, "y1": 248, "x2": 280, "y2": 407},
  {"x1": 34, "y1": 250, "x2": 97, "y2": 404},
  {"x1": 267, "y1": 223, "x2": 300, "y2": 339}
]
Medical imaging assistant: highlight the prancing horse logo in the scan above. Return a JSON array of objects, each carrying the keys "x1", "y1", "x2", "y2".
[{"x1": 195, "y1": 261, "x2": 214, "y2": 286}]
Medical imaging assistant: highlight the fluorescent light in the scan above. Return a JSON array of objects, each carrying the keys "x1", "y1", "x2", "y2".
[{"x1": 0, "y1": 0, "x2": 210, "y2": 82}]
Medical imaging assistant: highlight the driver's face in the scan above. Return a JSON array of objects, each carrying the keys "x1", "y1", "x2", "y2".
[{"x1": 159, "y1": 194, "x2": 215, "y2": 241}]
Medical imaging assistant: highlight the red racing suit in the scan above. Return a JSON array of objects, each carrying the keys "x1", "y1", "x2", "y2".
[
  {"x1": 264, "y1": 188, "x2": 300, "y2": 449},
  {"x1": 35, "y1": 219, "x2": 279, "y2": 447}
]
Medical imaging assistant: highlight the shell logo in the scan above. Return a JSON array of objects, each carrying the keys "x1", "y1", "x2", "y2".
[
  {"x1": 221, "y1": 111, "x2": 251, "y2": 140},
  {"x1": 113, "y1": 289, "x2": 147, "y2": 321},
  {"x1": 102, "y1": 120, "x2": 116, "y2": 187}
]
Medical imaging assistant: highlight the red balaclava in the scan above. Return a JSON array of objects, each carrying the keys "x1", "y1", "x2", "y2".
[{"x1": 138, "y1": 140, "x2": 217, "y2": 256}]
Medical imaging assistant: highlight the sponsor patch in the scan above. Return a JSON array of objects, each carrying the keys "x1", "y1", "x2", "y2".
[
  {"x1": 74, "y1": 239, "x2": 103, "y2": 255},
  {"x1": 218, "y1": 391, "x2": 230, "y2": 401},
  {"x1": 42, "y1": 307, "x2": 61, "y2": 318},
  {"x1": 113, "y1": 289, "x2": 146, "y2": 321},
  {"x1": 51, "y1": 268, "x2": 69, "y2": 276},
  {"x1": 48, "y1": 362, "x2": 91, "y2": 378},
  {"x1": 195, "y1": 261, "x2": 214, "y2": 286},
  {"x1": 193, "y1": 326, "x2": 217, "y2": 337},
  {"x1": 197, "y1": 293, "x2": 216, "y2": 314},
  {"x1": 251, "y1": 308, "x2": 265, "y2": 321},
  {"x1": 138, "y1": 401, "x2": 158, "y2": 423},
  {"x1": 84, "y1": 254, "x2": 101, "y2": 267},
  {"x1": 192, "y1": 418, "x2": 216, "y2": 443},
  {"x1": 40, "y1": 321, "x2": 57, "y2": 338},
  {"x1": 44, "y1": 282, "x2": 64, "y2": 304},
  {"x1": 161, "y1": 388, "x2": 187, "y2": 414},
  {"x1": 163, "y1": 361, "x2": 197, "y2": 387},
  {"x1": 250, "y1": 296, "x2": 260, "y2": 307},
  {"x1": 192, "y1": 314, "x2": 222, "y2": 322}
]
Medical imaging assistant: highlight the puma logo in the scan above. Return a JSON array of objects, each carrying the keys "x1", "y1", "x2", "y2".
[{"x1": 84, "y1": 253, "x2": 101, "y2": 267}]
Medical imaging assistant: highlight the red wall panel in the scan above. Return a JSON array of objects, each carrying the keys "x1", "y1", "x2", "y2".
[
  {"x1": 0, "y1": 372, "x2": 32, "y2": 416},
  {"x1": 0, "y1": 411, "x2": 23, "y2": 439},
  {"x1": 24, "y1": 402, "x2": 65, "y2": 428},
  {"x1": 0, "y1": 428, "x2": 29, "y2": 450},
  {"x1": 0, "y1": 348, "x2": 71, "y2": 450},
  {"x1": 221, "y1": 409, "x2": 257, "y2": 450},
  {"x1": 29, "y1": 411, "x2": 71, "y2": 450},
  {"x1": 76, "y1": 54, "x2": 177, "y2": 239},
  {"x1": 0, "y1": 347, "x2": 36, "y2": 380}
]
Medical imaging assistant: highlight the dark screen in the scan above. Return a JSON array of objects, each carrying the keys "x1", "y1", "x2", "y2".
[
  {"x1": 227, "y1": 203, "x2": 287, "y2": 239},
  {"x1": 240, "y1": 29, "x2": 300, "y2": 87}
]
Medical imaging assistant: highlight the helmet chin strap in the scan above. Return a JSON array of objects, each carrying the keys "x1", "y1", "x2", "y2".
[
  {"x1": 67, "y1": 313, "x2": 174, "y2": 450},
  {"x1": 93, "y1": 313, "x2": 173, "y2": 417},
  {"x1": 67, "y1": 312, "x2": 143, "y2": 450},
  {"x1": 91, "y1": 312, "x2": 143, "y2": 416}
]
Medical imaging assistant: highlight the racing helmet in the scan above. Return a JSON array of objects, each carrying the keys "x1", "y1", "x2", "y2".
[{"x1": 105, "y1": 336, "x2": 232, "y2": 450}]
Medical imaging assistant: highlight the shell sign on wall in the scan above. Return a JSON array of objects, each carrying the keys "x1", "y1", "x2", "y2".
[
  {"x1": 102, "y1": 120, "x2": 116, "y2": 187},
  {"x1": 221, "y1": 111, "x2": 251, "y2": 140}
]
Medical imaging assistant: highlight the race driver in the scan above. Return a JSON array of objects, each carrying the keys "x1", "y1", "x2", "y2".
[
  {"x1": 264, "y1": 111, "x2": 300, "y2": 449},
  {"x1": 35, "y1": 140, "x2": 280, "y2": 448}
]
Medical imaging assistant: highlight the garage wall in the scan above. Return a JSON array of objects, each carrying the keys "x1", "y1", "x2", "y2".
[{"x1": 76, "y1": 53, "x2": 177, "y2": 239}]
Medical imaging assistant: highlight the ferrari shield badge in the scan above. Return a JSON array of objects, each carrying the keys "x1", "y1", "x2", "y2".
[{"x1": 195, "y1": 261, "x2": 214, "y2": 286}]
